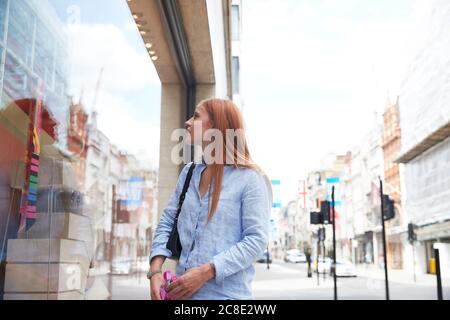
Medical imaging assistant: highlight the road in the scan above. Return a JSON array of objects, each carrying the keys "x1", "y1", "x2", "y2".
[
  {"x1": 89, "y1": 260, "x2": 450, "y2": 300},
  {"x1": 253, "y1": 260, "x2": 450, "y2": 300}
]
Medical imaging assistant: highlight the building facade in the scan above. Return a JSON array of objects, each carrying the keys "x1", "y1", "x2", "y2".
[
  {"x1": 349, "y1": 116, "x2": 385, "y2": 267},
  {"x1": 83, "y1": 109, "x2": 158, "y2": 273},
  {"x1": 303, "y1": 153, "x2": 352, "y2": 261},
  {"x1": 231, "y1": 0, "x2": 243, "y2": 109},
  {"x1": 396, "y1": 0, "x2": 450, "y2": 277},
  {"x1": 382, "y1": 96, "x2": 406, "y2": 270}
]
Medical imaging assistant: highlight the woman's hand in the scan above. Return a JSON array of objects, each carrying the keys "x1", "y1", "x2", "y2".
[
  {"x1": 150, "y1": 273, "x2": 165, "y2": 300},
  {"x1": 166, "y1": 263, "x2": 215, "y2": 300}
]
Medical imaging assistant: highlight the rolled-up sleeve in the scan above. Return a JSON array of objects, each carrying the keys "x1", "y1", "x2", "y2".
[
  {"x1": 211, "y1": 170, "x2": 271, "y2": 285},
  {"x1": 149, "y1": 162, "x2": 192, "y2": 263}
]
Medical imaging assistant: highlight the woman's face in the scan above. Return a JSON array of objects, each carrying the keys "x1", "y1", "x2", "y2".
[{"x1": 185, "y1": 104, "x2": 213, "y2": 145}]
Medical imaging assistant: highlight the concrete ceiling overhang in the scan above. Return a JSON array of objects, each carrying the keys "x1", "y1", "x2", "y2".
[
  {"x1": 177, "y1": 0, "x2": 215, "y2": 84},
  {"x1": 126, "y1": 0, "x2": 216, "y2": 86},
  {"x1": 127, "y1": 0, "x2": 180, "y2": 84}
]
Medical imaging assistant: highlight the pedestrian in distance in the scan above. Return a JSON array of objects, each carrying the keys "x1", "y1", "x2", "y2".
[{"x1": 306, "y1": 247, "x2": 312, "y2": 278}]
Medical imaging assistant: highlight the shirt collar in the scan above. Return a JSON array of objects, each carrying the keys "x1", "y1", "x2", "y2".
[{"x1": 193, "y1": 158, "x2": 234, "y2": 167}]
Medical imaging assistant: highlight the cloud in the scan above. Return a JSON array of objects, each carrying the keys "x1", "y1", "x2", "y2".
[
  {"x1": 67, "y1": 23, "x2": 160, "y2": 97},
  {"x1": 94, "y1": 91, "x2": 160, "y2": 169},
  {"x1": 65, "y1": 23, "x2": 161, "y2": 169}
]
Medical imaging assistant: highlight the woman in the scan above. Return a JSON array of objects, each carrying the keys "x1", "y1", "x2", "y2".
[{"x1": 148, "y1": 98, "x2": 272, "y2": 300}]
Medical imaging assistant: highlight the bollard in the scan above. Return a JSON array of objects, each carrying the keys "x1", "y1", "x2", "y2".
[{"x1": 434, "y1": 248, "x2": 443, "y2": 300}]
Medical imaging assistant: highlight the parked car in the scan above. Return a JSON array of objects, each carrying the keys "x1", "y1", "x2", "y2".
[
  {"x1": 285, "y1": 252, "x2": 307, "y2": 263},
  {"x1": 284, "y1": 249, "x2": 307, "y2": 263},
  {"x1": 330, "y1": 259, "x2": 357, "y2": 277},
  {"x1": 286, "y1": 249, "x2": 301, "y2": 256},
  {"x1": 257, "y1": 249, "x2": 272, "y2": 263}
]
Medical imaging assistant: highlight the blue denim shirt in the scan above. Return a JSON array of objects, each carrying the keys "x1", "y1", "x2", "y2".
[{"x1": 149, "y1": 161, "x2": 271, "y2": 300}]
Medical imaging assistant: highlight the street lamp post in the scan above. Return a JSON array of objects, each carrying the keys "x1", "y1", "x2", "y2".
[
  {"x1": 322, "y1": 227, "x2": 326, "y2": 282},
  {"x1": 316, "y1": 231, "x2": 320, "y2": 286},
  {"x1": 379, "y1": 178, "x2": 390, "y2": 300},
  {"x1": 108, "y1": 184, "x2": 117, "y2": 300},
  {"x1": 412, "y1": 241, "x2": 416, "y2": 283},
  {"x1": 332, "y1": 186, "x2": 337, "y2": 300},
  {"x1": 434, "y1": 247, "x2": 443, "y2": 300}
]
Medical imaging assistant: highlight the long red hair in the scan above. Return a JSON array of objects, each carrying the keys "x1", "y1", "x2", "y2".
[{"x1": 198, "y1": 98, "x2": 272, "y2": 222}]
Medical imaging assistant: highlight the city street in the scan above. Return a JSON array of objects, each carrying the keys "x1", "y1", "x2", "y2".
[
  {"x1": 99, "y1": 260, "x2": 450, "y2": 300},
  {"x1": 252, "y1": 260, "x2": 450, "y2": 300}
]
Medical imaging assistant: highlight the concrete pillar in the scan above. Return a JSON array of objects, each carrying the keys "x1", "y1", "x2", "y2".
[
  {"x1": 157, "y1": 83, "x2": 215, "y2": 217},
  {"x1": 158, "y1": 83, "x2": 187, "y2": 218},
  {"x1": 195, "y1": 84, "x2": 216, "y2": 105},
  {"x1": 158, "y1": 83, "x2": 185, "y2": 273},
  {"x1": 156, "y1": 83, "x2": 215, "y2": 274}
]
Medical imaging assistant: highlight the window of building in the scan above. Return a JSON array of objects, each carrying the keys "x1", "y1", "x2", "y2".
[
  {"x1": 231, "y1": 5, "x2": 240, "y2": 41},
  {"x1": 7, "y1": 0, "x2": 34, "y2": 65},
  {"x1": 232, "y1": 56, "x2": 240, "y2": 95}
]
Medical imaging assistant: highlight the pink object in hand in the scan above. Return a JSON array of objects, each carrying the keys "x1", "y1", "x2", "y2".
[{"x1": 159, "y1": 270, "x2": 177, "y2": 300}]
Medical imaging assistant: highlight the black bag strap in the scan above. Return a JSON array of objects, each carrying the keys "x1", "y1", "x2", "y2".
[{"x1": 174, "y1": 162, "x2": 196, "y2": 222}]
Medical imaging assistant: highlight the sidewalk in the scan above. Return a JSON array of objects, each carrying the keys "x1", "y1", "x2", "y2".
[
  {"x1": 354, "y1": 264, "x2": 449, "y2": 287},
  {"x1": 85, "y1": 258, "x2": 150, "y2": 300},
  {"x1": 252, "y1": 260, "x2": 334, "y2": 300}
]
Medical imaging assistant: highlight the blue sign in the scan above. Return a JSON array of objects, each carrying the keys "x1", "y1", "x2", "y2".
[
  {"x1": 271, "y1": 180, "x2": 281, "y2": 208},
  {"x1": 120, "y1": 177, "x2": 144, "y2": 209},
  {"x1": 326, "y1": 177, "x2": 341, "y2": 206}
]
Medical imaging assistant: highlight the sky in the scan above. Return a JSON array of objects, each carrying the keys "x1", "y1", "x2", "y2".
[
  {"x1": 241, "y1": 0, "x2": 422, "y2": 205},
  {"x1": 45, "y1": 0, "x2": 427, "y2": 206}
]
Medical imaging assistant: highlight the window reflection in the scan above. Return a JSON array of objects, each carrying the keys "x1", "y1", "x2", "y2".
[
  {"x1": 0, "y1": 0, "x2": 6, "y2": 40},
  {"x1": 0, "y1": 0, "x2": 159, "y2": 300}
]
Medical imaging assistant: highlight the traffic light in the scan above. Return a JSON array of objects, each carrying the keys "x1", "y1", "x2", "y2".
[
  {"x1": 320, "y1": 201, "x2": 330, "y2": 224},
  {"x1": 382, "y1": 194, "x2": 395, "y2": 220},
  {"x1": 310, "y1": 211, "x2": 322, "y2": 224},
  {"x1": 408, "y1": 223, "x2": 417, "y2": 243},
  {"x1": 310, "y1": 201, "x2": 332, "y2": 225}
]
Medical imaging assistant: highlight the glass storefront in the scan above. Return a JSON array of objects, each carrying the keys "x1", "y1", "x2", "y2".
[{"x1": 0, "y1": 0, "x2": 160, "y2": 300}]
